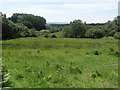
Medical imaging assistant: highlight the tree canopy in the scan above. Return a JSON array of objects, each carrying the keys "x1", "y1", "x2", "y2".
[
  {"x1": 10, "y1": 13, "x2": 46, "y2": 31},
  {"x1": 64, "y1": 20, "x2": 87, "y2": 38}
]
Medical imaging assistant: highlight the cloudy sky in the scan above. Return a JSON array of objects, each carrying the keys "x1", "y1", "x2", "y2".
[{"x1": 1, "y1": 0, "x2": 119, "y2": 23}]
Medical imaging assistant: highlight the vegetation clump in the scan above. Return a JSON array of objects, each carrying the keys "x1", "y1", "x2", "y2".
[
  {"x1": 1, "y1": 65, "x2": 12, "y2": 87},
  {"x1": 94, "y1": 50, "x2": 101, "y2": 55},
  {"x1": 51, "y1": 34, "x2": 57, "y2": 38},
  {"x1": 91, "y1": 70, "x2": 102, "y2": 78}
]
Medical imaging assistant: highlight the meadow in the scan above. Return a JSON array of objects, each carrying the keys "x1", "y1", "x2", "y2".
[{"x1": 2, "y1": 37, "x2": 118, "y2": 88}]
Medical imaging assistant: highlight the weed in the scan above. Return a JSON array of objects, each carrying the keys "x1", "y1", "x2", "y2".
[
  {"x1": 91, "y1": 70, "x2": 102, "y2": 78},
  {"x1": 110, "y1": 48, "x2": 114, "y2": 52},
  {"x1": 36, "y1": 50, "x2": 40, "y2": 53},
  {"x1": 55, "y1": 63, "x2": 62, "y2": 71},
  {"x1": 24, "y1": 66, "x2": 32, "y2": 72},
  {"x1": 94, "y1": 50, "x2": 101, "y2": 55},
  {"x1": 47, "y1": 75, "x2": 52, "y2": 81},
  {"x1": 16, "y1": 74, "x2": 24, "y2": 80},
  {"x1": 69, "y1": 65, "x2": 82, "y2": 74},
  {"x1": 37, "y1": 71, "x2": 44, "y2": 78},
  {"x1": 46, "y1": 61, "x2": 50, "y2": 66},
  {"x1": 95, "y1": 70, "x2": 102, "y2": 77},
  {"x1": 2, "y1": 65, "x2": 12, "y2": 87},
  {"x1": 115, "y1": 51, "x2": 120, "y2": 57}
]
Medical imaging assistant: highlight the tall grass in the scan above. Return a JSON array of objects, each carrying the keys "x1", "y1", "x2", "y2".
[{"x1": 2, "y1": 38, "x2": 118, "y2": 88}]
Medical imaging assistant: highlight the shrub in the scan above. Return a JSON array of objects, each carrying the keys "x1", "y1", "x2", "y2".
[
  {"x1": 85, "y1": 29, "x2": 105, "y2": 38},
  {"x1": 44, "y1": 34, "x2": 49, "y2": 38},
  {"x1": 114, "y1": 32, "x2": 120, "y2": 39},
  {"x1": 51, "y1": 34, "x2": 57, "y2": 38}
]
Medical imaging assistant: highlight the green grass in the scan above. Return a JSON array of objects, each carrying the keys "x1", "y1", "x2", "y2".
[
  {"x1": 49, "y1": 31, "x2": 64, "y2": 37},
  {"x1": 2, "y1": 38, "x2": 118, "y2": 88}
]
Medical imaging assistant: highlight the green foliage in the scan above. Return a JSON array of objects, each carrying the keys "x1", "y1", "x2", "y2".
[
  {"x1": 85, "y1": 29, "x2": 105, "y2": 38},
  {"x1": 37, "y1": 30, "x2": 50, "y2": 37},
  {"x1": 91, "y1": 70, "x2": 102, "y2": 78},
  {"x1": 69, "y1": 63, "x2": 82, "y2": 74},
  {"x1": 113, "y1": 32, "x2": 120, "y2": 39},
  {"x1": 1, "y1": 12, "x2": 118, "y2": 39},
  {"x1": 108, "y1": 47, "x2": 120, "y2": 57},
  {"x1": 94, "y1": 50, "x2": 101, "y2": 55},
  {"x1": 63, "y1": 26, "x2": 72, "y2": 38},
  {"x1": 63, "y1": 20, "x2": 87, "y2": 38},
  {"x1": 16, "y1": 74, "x2": 24, "y2": 80},
  {"x1": 102, "y1": 17, "x2": 118, "y2": 37},
  {"x1": 2, "y1": 18, "x2": 19, "y2": 40},
  {"x1": 116, "y1": 16, "x2": 120, "y2": 32},
  {"x1": 11, "y1": 13, "x2": 46, "y2": 31},
  {"x1": 44, "y1": 34, "x2": 49, "y2": 38},
  {"x1": 51, "y1": 34, "x2": 57, "y2": 38},
  {"x1": 2, "y1": 16, "x2": 37, "y2": 40},
  {"x1": 1, "y1": 65, "x2": 12, "y2": 87},
  {"x1": 92, "y1": 29, "x2": 105, "y2": 38}
]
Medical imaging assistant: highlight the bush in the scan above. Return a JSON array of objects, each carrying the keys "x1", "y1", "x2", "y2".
[
  {"x1": 51, "y1": 34, "x2": 57, "y2": 38},
  {"x1": 44, "y1": 34, "x2": 49, "y2": 38},
  {"x1": 63, "y1": 20, "x2": 87, "y2": 38},
  {"x1": 2, "y1": 18, "x2": 20, "y2": 40},
  {"x1": 85, "y1": 29, "x2": 105, "y2": 38},
  {"x1": 114, "y1": 32, "x2": 120, "y2": 39}
]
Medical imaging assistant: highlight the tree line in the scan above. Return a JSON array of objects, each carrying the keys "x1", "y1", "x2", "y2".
[
  {"x1": 1, "y1": 12, "x2": 46, "y2": 40},
  {"x1": 1, "y1": 12, "x2": 120, "y2": 40},
  {"x1": 63, "y1": 17, "x2": 120, "y2": 39}
]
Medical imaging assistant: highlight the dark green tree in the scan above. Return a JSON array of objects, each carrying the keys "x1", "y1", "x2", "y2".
[
  {"x1": 64, "y1": 20, "x2": 86, "y2": 38},
  {"x1": 85, "y1": 29, "x2": 105, "y2": 38},
  {"x1": 2, "y1": 17, "x2": 19, "y2": 39},
  {"x1": 10, "y1": 13, "x2": 46, "y2": 31}
]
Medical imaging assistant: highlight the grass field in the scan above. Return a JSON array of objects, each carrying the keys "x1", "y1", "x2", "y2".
[{"x1": 2, "y1": 38, "x2": 118, "y2": 88}]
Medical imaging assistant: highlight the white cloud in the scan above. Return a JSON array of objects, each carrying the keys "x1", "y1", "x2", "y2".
[{"x1": 1, "y1": 0, "x2": 118, "y2": 23}]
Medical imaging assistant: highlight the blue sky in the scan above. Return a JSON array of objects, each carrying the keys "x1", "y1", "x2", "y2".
[{"x1": 1, "y1": 0, "x2": 119, "y2": 23}]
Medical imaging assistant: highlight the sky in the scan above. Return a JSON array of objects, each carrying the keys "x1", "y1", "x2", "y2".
[{"x1": 1, "y1": 0, "x2": 119, "y2": 23}]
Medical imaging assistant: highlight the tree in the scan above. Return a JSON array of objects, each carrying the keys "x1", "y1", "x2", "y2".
[
  {"x1": 70, "y1": 20, "x2": 86, "y2": 38},
  {"x1": 2, "y1": 17, "x2": 19, "y2": 39},
  {"x1": 85, "y1": 29, "x2": 105, "y2": 38},
  {"x1": 63, "y1": 20, "x2": 86, "y2": 38},
  {"x1": 93, "y1": 29, "x2": 104, "y2": 38},
  {"x1": 102, "y1": 17, "x2": 118, "y2": 37},
  {"x1": 63, "y1": 26, "x2": 72, "y2": 38},
  {"x1": 2, "y1": 14, "x2": 37, "y2": 40},
  {"x1": 116, "y1": 16, "x2": 120, "y2": 32},
  {"x1": 10, "y1": 13, "x2": 46, "y2": 31}
]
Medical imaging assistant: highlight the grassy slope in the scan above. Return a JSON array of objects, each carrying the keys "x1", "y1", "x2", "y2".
[{"x1": 2, "y1": 38, "x2": 118, "y2": 88}]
